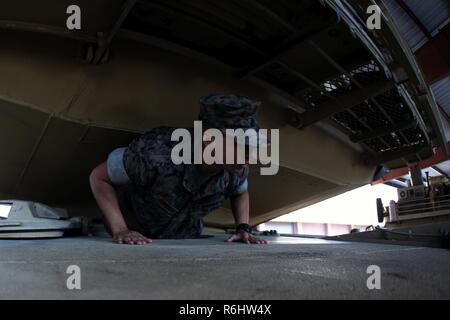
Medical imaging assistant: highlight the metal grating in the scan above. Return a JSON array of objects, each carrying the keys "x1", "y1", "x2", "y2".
[
  {"x1": 322, "y1": 74, "x2": 353, "y2": 97},
  {"x1": 379, "y1": 132, "x2": 402, "y2": 149},
  {"x1": 315, "y1": 61, "x2": 404, "y2": 151},
  {"x1": 401, "y1": 127, "x2": 426, "y2": 146},
  {"x1": 301, "y1": 88, "x2": 329, "y2": 107},
  {"x1": 300, "y1": 61, "x2": 384, "y2": 108},
  {"x1": 349, "y1": 61, "x2": 384, "y2": 86},
  {"x1": 350, "y1": 101, "x2": 390, "y2": 130},
  {"x1": 374, "y1": 88, "x2": 412, "y2": 122},
  {"x1": 365, "y1": 137, "x2": 388, "y2": 153},
  {"x1": 315, "y1": 60, "x2": 427, "y2": 153},
  {"x1": 332, "y1": 112, "x2": 366, "y2": 135}
]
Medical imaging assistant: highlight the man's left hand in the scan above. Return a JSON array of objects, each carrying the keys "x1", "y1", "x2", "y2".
[{"x1": 227, "y1": 231, "x2": 268, "y2": 244}]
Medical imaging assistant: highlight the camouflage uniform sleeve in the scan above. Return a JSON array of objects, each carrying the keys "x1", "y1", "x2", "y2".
[
  {"x1": 233, "y1": 178, "x2": 248, "y2": 195},
  {"x1": 122, "y1": 127, "x2": 176, "y2": 187},
  {"x1": 122, "y1": 135, "x2": 157, "y2": 187}
]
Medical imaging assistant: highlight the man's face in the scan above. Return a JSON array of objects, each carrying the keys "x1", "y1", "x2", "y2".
[
  {"x1": 222, "y1": 142, "x2": 250, "y2": 171},
  {"x1": 202, "y1": 135, "x2": 253, "y2": 172}
]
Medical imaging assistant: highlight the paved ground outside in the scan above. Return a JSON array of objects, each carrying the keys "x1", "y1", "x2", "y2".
[{"x1": 0, "y1": 234, "x2": 449, "y2": 299}]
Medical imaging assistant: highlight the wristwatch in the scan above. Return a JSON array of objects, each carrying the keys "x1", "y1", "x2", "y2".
[{"x1": 236, "y1": 223, "x2": 252, "y2": 234}]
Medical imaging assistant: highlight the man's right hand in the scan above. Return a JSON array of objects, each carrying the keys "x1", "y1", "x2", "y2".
[{"x1": 113, "y1": 230, "x2": 152, "y2": 245}]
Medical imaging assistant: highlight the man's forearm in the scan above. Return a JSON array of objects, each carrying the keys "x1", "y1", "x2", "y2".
[
  {"x1": 92, "y1": 180, "x2": 129, "y2": 234},
  {"x1": 89, "y1": 163, "x2": 129, "y2": 235},
  {"x1": 230, "y1": 191, "x2": 250, "y2": 226},
  {"x1": 227, "y1": 191, "x2": 268, "y2": 244}
]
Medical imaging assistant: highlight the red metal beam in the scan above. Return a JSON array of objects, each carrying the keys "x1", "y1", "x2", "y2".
[
  {"x1": 372, "y1": 141, "x2": 450, "y2": 185},
  {"x1": 415, "y1": 24, "x2": 450, "y2": 84}
]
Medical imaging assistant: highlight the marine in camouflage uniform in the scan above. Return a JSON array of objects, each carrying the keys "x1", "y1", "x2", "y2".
[
  {"x1": 90, "y1": 93, "x2": 268, "y2": 244},
  {"x1": 116, "y1": 126, "x2": 249, "y2": 239}
]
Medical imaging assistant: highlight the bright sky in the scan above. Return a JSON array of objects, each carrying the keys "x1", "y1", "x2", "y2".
[{"x1": 272, "y1": 184, "x2": 398, "y2": 226}]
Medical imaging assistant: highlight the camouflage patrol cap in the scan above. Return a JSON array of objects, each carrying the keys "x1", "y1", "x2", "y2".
[{"x1": 199, "y1": 93, "x2": 269, "y2": 147}]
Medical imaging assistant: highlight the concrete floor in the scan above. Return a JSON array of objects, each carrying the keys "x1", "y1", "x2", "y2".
[{"x1": 0, "y1": 233, "x2": 449, "y2": 299}]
